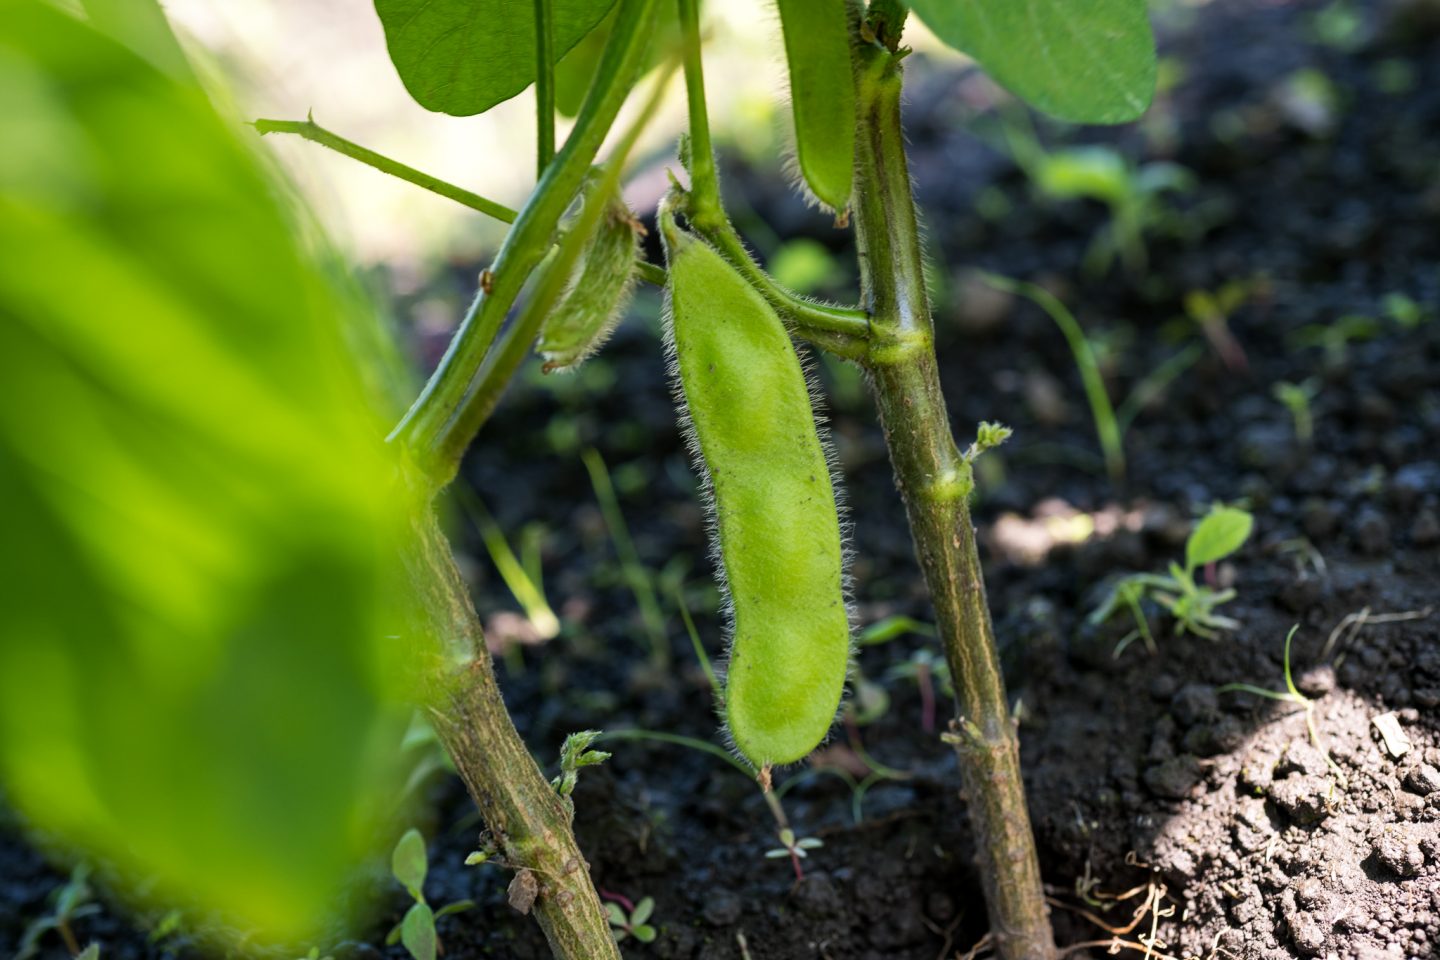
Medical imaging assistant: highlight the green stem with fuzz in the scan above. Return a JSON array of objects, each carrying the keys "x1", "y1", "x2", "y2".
[
  {"x1": 252, "y1": 117, "x2": 668, "y2": 288},
  {"x1": 851, "y1": 40, "x2": 1055, "y2": 960},
  {"x1": 676, "y1": 0, "x2": 719, "y2": 226},
  {"x1": 391, "y1": 0, "x2": 659, "y2": 487},
  {"x1": 404, "y1": 511, "x2": 620, "y2": 960}
]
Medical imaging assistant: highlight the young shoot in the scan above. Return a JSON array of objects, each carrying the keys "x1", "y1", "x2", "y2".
[
  {"x1": 764, "y1": 828, "x2": 825, "y2": 882},
  {"x1": 1218, "y1": 626, "x2": 1346, "y2": 785},
  {"x1": 458, "y1": 488, "x2": 559, "y2": 641},
  {"x1": 1183, "y1": 281, "x2": 1253, "y2": 373},
  {"x1": 16, "y1": 864, "x2": 99, "y2": 960},
  {"x1": 387, "y1": 829, "x2": 475, "y2": 960},
  {"x1": 1003, "y1": 114, "x2": 1193, "y2": 276},
  {"x1": 551, "y1": 730, "x2": 612, "y2": 803},
  {"x1": 602, "y1": 893, "x2": 656, "y2": 944},
  {"x1": 1272, "y1": 378, "x2": 1320, "y2": 447},
  {"x1": 1290, "y1": 314, "x2": 1380, "y2": 369},
  {"x1": 982, "y1": 275, "x2": 1124, "y2": 481},
  {"x1": 1090, "y1": 504, "x2": 1254, "y2": 646}
]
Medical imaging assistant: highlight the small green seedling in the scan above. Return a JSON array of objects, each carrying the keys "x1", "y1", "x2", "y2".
[
  {"x1": 764, "y1": 828, "x2": 825, "y2": 882},
  {"x1": 1272, "y1": 378, "x2": 1320, "y2": 446},
  {"x1": 1290, "y1": 314, "x2": 1380, "y2": 368},
  {"x1": 295, "y1": 947, "x2": 334, "y2": 960},
  {"x1": 1091, "y1": 504, "x2": 1254, "y2": 645},
  {"x1": 1028, "y1": 145, "x2": 1193, "y2": 276},
  {"x1": 1218, "y1": 626, "x2": 1345, "y2": 784},
  {"x1": 885, "y1": 648, "x2": 954, "y2": 734},
  {"x1": 858, "y1": 614, "x2": 936, "y2": 646},
  {"x1": 1183, "y1": 280, "x2": 1253, "y2": 373},
  {"x1": 1382, "y1": 292, "x2": 1430, "y2": 330},
  {"x1": 603, "y1": 894, "x2": 656, "y2": 944},
  {"x1": 979, "y1": 277, "x2": 1205, "y2": 484},
  {"x1": 147, "y1": 909, "x2": 183, "y2": 946},
  {"x1": 16, "y1": 864, "x2": 99, "y2": 960},
  {"x1": 459, "y1": 488, "x2": 560, "y2": 641},
  {"x1": 387, "y1": 830, "x2": 476, "y2": 960},
  {"x1": 551, "y1": 730, "x2": 612, "y2": 810},
  {"x1": 982, "y1": 275, "x2": 1124, "y2": 481}
]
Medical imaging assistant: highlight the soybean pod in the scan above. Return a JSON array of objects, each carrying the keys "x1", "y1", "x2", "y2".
[
  {"x1": 661, "y1": 212, "x2": 850, "y2": 768},
  {"x1": 536, "y1": 178, "x2": 643, "y2": 373}
]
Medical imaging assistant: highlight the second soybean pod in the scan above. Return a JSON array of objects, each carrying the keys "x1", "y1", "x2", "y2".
[{"x1": 661, "y1": 210, "x2": 850, "y2": 768}]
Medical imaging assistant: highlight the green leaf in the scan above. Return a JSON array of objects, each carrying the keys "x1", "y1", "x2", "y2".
[
  {"x1": 605, "y1": 902, "x2": 627, "y2": 927},
  {"x1": 392, "y1": 829, "x2": 429, "y2": 900},
  {"x1": 0, "y1": 0, "x2": 433, "y2": 947},
  {"x1": 400, "y1": 902, "x2": 436, "y2": 960},
  {"x1": 1185, "y1": 507, "x2": 1254, "y2": 571},
  {"x1": 908, "y1": 0, "x2": 1156, "y2": 124},
  {"x1": 633, "y1": 924, "x2": 657, "y2": 943},
  {"x1": 375, "y1": 0, "x2": 619, "y2": 116},
  {"x1": 555, "y1": 1, "x2": 678, "y2": 118},
  {"x1": 775, "y1": 0, "x2": 855, "y2": 210},
  {"x1": 433, "y1": 899, "x2": 475, "y2": 920},
  {"x1": 75, "y1": 945, "x2": 100, "y2": 960},
  {"x1": 630, "y1": 896, "x2": 654, "y2": 926}
]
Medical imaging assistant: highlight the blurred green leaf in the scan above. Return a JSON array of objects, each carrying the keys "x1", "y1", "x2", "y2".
[
  {"x1": 375, "y1": 0, "x2": 618, "y2": 116},
  {"x1": 392, "y1": 829, "x2": 429, "y2": 901},
  {"x1": 555, "y1": 1, "x2": 677, "y2": 117},
  {"x1": 776, "y1": 0, "x2": 854, "y2": 210},
  {"x1": 1185, "y1": 507, "x2": 1254, "y2": 571},
  {"x1": 909, "y1": 0, "x2": 1156, "y2": 124},
  {"x1": 0, "y1": 0, "x2": 432, "y2": 945},
  {"x1": 400, "y1": 902, "x2": 436, "y2": 960}
]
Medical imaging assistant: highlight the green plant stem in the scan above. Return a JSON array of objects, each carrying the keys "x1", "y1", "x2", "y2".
[
  {"x1": 863, "y1": 0, "x2": 909, "y2": 51},
  {"x1": 597, "y1": 729, "x2": 754, "y2": 777},
  {"x1": 984, "y1": 274, "x2": 1124, "y2": 483},
  {"x1": 851, "y1": 41, "x2": 1054, "y2": 960},
  {"x1": 674, "y1": 0, "x2": 868, "y2": 354},
  {"x1": 391, "y1": 0, "x2": 659, "y2": 487},
  {"x1": 534, "y1": 0, "x2": 556, "y2": 174},
  {"x1": 403, "y1": 511, "x2": 620, "y2": 960},
  {"x1": 676, "y1": 0, "x2": 719, "y2": 226},
  {"x1": 253, "y1": 117, "x2": 669, "y2": 289},
  {"x1": 253, "y1": 116, "x2": 520, "y2": 223}
]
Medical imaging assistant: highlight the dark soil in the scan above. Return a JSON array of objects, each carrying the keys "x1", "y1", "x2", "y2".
[{"x1": 4, "y1": 1, "x2": 1438, "y2": 959}]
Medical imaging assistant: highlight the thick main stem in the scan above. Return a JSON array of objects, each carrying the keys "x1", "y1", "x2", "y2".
[
  {"x1": 404, "y1": 511, "x2": 621, "y2": 960},
  {"x1": 853, "y1": 43, "x2": 1055, "y2": 960}
]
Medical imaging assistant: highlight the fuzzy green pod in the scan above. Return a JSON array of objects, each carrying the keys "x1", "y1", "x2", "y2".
[
  {"x1": 663, "y1": 221, "x2": 849, "y2": 767},
  {"x1": 536, "y1": 184, "x2": 641, "y2": 373},
  {"x1": 775, "y1": 0, "x2": 855, "y2": 212}
]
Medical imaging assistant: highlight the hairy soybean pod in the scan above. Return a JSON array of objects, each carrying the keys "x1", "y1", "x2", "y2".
[
  {"x1": 536, "y1": 183, "x2": 641, "y2": 373},
  {"x1": 663, "y1": 220, "x2": 849, "y2": 767},
  {"x1": 775, "y1": 0, "x2": 855, "y2": 212}
]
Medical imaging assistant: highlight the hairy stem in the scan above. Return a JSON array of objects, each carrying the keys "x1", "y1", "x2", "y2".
[
  {"x1": 391, "y1": 0, "x2": 658, "y2": 487},
  {"x1": 404, "y1": 511, "x2": 620, "y2": 960},
  {"x1": 852, "y1": 41, "x2": 1055, "y2": 960},
  {"x1": 677, "y1": 0, "x2": 719, "y2": 226},
  {"x1": 252, "y1": 117, "x2": 668, "y2": 289}
]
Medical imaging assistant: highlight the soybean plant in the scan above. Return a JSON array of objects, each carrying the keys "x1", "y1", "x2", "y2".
[{"x1": 258, "y1": 2, "x2": 1160, "y2": 958}]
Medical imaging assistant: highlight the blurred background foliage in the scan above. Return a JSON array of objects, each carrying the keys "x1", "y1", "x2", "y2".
[{"x1": 0, "y1": 0, "x2": 435, "y2": 947}]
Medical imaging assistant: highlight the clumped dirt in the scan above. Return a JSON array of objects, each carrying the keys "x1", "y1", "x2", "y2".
[{"x1": 3, "y1": 1, "x2": 1438, "y2": 959}]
